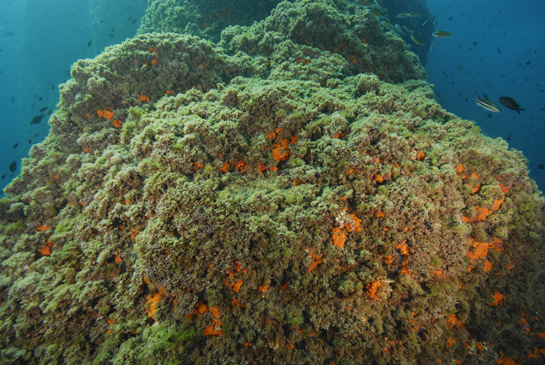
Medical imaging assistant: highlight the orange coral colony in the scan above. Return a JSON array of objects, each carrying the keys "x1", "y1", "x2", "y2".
[
  {"x1": 367, "y1": 280, "x2": 382, "y2": 299},
  {"x1": 331, "y1": 227, "x2": 346, "y2": 248}
]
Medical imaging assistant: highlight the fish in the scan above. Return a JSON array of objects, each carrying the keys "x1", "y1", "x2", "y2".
[
  {"x1": 12, "y1": 143, "x2": 18, "y2": 149},
  {"x1": 396, "y1": 13, "x2": 412, "y2": 18},
  {"x1": 539, "y1": 164, "x2": 544, "y2": 170},
  {"x1": 368, "y1": 8, "x2": 382, "y2": 17},
  {"x1": 463, "y1": 97, "x2": 468, "y2": 102},
  {"x1": 432, "y1": 31, "x2": 453, "y2": 38},
  {"x1": 505, "y1": 135, "x2": 512, "y2": 141},
  {"x1": 108, "y1": 33, "x2": 114, "y2": 39},
  {"x1": 38, "y1": 97, "x2": 42, "y2": 101},
  {"x1": 487, "y1": 113, "x2": 493, "y2": 118},
  {"x1": 381, "y1": 20, "x2": 395, "y2": 31},
  {"x1": 410, "y1": 12, "x2": 420, "y2": 17},
  {"x1": 476, "y1": 98, "x2": 501, "y2": 113},
  {"x1": 87, "y1": 40, "x2": 92, "y2": 47},
  {"x1": 410, "y1": 33, "x2": 424, "y2": 46},
  {"x1": 403, "y1": 25, "x2": 414, "y2": 33},
  {"x1": 422, "y1": 19, "x2": 428, "y2": 26},
  {"x1": 8, "y1": 160, "x2": 16, "y2": 172},
  {"x1": 1, "y1": 174, "x2": 4, "y2": 180},
  {"x1": 48, "y1": 109, "x2": 53, "y2": 115},
  {"x1": 30, "y1": 114, "x2": 45, "y2": 125},
  {"x1": 28, "y1": 139, "x2": 31, "y2": 144},
  {"x1": 433, "y1": 19, "x2": 438, "y2": 25},
  {"x1": 51, "y1": 85, "x2": 54, "y2": 90},
  {"x1": 132, "y1": 19, "x2": 137, "y2": 24},
  {"x1": 526, "y1": 60, "x2": 531, "y2": 65},
  {"x1": 499, "y1": 97, "x2": 525, "y2": 113},
  {"x1": 39, "y1": 106, "x2": 48, "y2": 112},
  {"x1": 35, "y1": 133, "x2": 39, "y2": 137},
  {"x1": 395, "y1": 24, "x2": 405, "y2": 34}
]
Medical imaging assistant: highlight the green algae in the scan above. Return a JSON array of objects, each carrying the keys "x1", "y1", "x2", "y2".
[{"x1": 0, "y1": 1, "x2": 543, "y2": 364}]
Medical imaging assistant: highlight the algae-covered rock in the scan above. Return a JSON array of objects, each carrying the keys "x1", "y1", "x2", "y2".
[
  {"x1": 1, "y1": 1, "x2": 544, "y2": 364},
  {"x1": 138, "y1": 0, "x2": 283, "y2": 43}
]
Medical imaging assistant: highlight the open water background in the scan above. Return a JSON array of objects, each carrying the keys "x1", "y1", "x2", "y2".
[{"x1": 0, "y1": 0, "x2": 543, "y2": 194}]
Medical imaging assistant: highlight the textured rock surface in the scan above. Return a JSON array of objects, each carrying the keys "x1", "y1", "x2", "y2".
[{"x1": 0, "y1": 1, "x2": 544, "y2": 364}]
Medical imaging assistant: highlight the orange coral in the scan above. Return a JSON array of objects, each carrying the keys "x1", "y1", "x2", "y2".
[
  {"x1": 499, "y1": 183, "x2": 510, "y2": 194},
  {"x1": 219, "y1": 161, "x2": 230, "y2": 173},
  {"x1": 112, "y1": 119, "x2": 123, "y2": 128},
  {"x1": 374, "y1": 174, "x2": 384, "y2": 183},
  {"x1": 467, "y1": 238, "x2": 490, "y2": 260},
  {"x1": 490, "y1": 292, "x2": 505, "y2": 306},
  {"x1": 455, "y1": 164, "x2": 464, "y2": 173},
  {"x1": 232, "y1": 280, "x2": 243, "y2": 292},
  {"x1": 384, "y1": 256, "x2": 393, "y2": 264},
  {"x1": 308, "y1": 253, "x2": 322, "y2": 272},
  {"x1": 348, "y1": 214, "x2": 363, "y2": 232},
  {"x1": 151, "y1": 59, "x2": 158, "y2": 66},
  {"x1": 271, "y1": 139, "x2": 290, "y2": 162},
  {"x1": 484, "y1": 260, "x2": 492, "y2": 272},
  {"x1": 416, "y1": 151, "x2": 426, "y2": 161},
  {"x1": 146, "y1": 289, "x2": 164, "y2": 318},
  {"x1": 38, "y1": 241, "x2": 53, "y2": 256},
  {"x1": 37, "y1": 224, "x2": 50, "y2": 231},
  {"x1": 396, "y1": 241, "x2": 409, "y2": 255},
  {"x1": 475, "y1": 206, "x2": 492, "y2": 221},
  {"x1": 367, "y1": 280, "x2": 382, "y2": 299},
  {"x1": 493, "y1": 199, "x2": 504, "y2": 211},
  {"x1": 103, "y1": 110, "x2": 114, "y2": 119},
  {"x1": 331, "y1": 227, "x2": 346, "y2": 248},
  {"x1": 114, "y1": 254, "x2": 122, "y2": 264},
  {"x1": 139, "y1": 94, "x2": 150, "y2": 102}
]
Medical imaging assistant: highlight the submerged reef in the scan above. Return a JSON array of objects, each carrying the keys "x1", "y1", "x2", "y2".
[
  {"x1": 1, "y1": 0, "x2": 544, "y2": 364},
  {"x1": 138, "y1": 0, "x2": 283, "y2": 43}
]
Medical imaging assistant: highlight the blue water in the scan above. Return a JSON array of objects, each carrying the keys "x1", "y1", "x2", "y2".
[
  {"x1": 0, "y1": 0, "x2": 543, "y2": 193},
  {"x1": 426, "y1": 0, "x2": 545, "y2": 190}
]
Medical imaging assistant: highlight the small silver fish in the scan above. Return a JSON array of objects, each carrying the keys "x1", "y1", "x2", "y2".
[
  {"x1": 381, "y1": 20, "x2": 395, "y2": 31},
  {"x1": 403, "y1": 25, "x2": 414, "y2": 33},
  {"x1": 410, "y1": 33, "x2": 424, "y2": 46},
  {"x1": 395, "y1": 24, "x2": 405, "y2": 34},
  {"x1": 476, "y1": 98, "x2": 501, "y2": 113},
  {"x1": 396, "y1": 13, "x2": 412, "y2": 18},
  {"x1": 432, "y1": 31, "x2": 453, "y2": 38}
]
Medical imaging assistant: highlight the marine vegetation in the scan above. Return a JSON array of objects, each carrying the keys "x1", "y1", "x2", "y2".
[{"x1": 0, "y1": 0, "x2": 544, "y2": 364}]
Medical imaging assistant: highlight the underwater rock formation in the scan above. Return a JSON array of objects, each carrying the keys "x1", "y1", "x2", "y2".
[
  {"x1": 382, "y1": 0, "x2": 435, "y2": 65},
  {"x1": 138, "y1": 0, "x2": 283, "y2": 43},
  {"x1": 1, "y1": 0, "x2": 544, "y2": 364}
]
